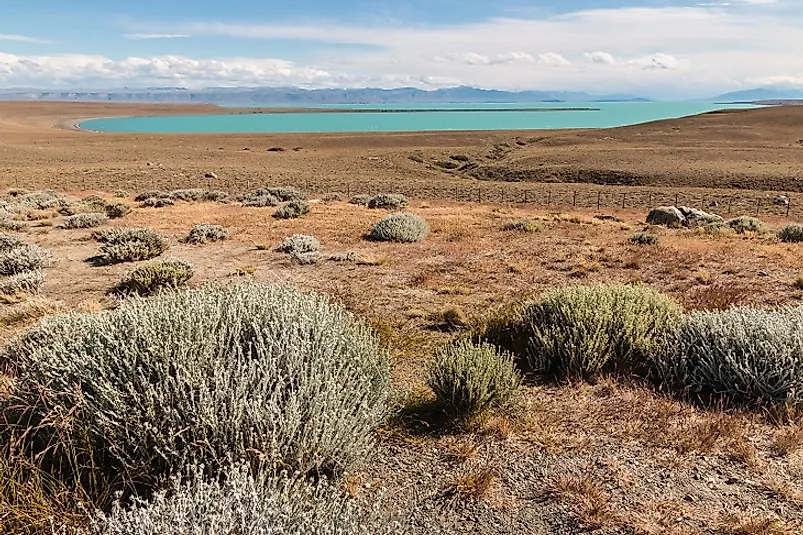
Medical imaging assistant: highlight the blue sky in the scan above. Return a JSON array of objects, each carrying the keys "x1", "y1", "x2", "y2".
[{"x1": 1, "y1": 0, "x2": 802, "y2": 97}]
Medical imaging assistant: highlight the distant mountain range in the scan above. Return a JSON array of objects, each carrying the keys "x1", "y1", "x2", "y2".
[
  {"x1": 710, "y1": 88, "x2": 803, "y2": 102},
  {"x1": 0, "y1": 85, "x2": 650, "y2": 105}
]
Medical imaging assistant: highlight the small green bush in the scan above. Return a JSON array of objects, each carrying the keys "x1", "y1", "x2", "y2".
[
  {"x1": 503, "y1": 219, "x2": 540, "y2": 233},
  {"x1": 778, "y1": 223, "x2": 803, "y2": 243},
  {"x1": 61, "y1": 213, "x2": 108, "y2": 229},
  {"x1": 141, "y1": 197, "x2": 175, "y2": 208},
  {"x1": 93, "y1": 228, "x2": 169, "y2": 264},
  {"x1": 0, "y1": 244, "x2": 51, "y2": 276},
  {"x1": 1, "y1": 284, "x2": 391, "y2": 493},
  {"x1": 369, "y1": 213, "x2": 429, "y2": 243},
  {"x1": 348, "y1": 194, "x2": 373, "y2": 206},
  {"x1": 629, "y1": 232, "x2": 659, "y2": 245},
  {"x1": 184, "y1": 223, "x2": 228, "y2": 244},
  {"x1": 117, "y1": 258, "x2": 194, "y2": 296},
  {"x1": 480, "y1": 284, "x2": 682, "y2": 382},
  {"x1": 661, "y1": 306, "x2": 803, "y2": 407},
  {"x1": 367, "y1": 194, "x2": 409, "y2": 210},
  {"x1": 273, "y1": 200, "x2": 310, "y2": 220},
  {"x1": 726, "y1": 216, "x2": 766, "y2": 235},
  {"x1": 427, "y1": 341, "x2": 521, "y2": 421},
  {"x1": 275, "y1": 235, "x2": 320, "y2": 255},
  {"x1": 105, "y1": 203, "x2": 131, "y2": 219},
  {"x1": 0, "y1": 269, "x2": 44, "y2": 296}
]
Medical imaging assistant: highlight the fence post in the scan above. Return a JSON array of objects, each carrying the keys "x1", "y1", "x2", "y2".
[
  {"x1": 727, "y1": 198, "x2": 732, "y2": 215},
  {"x1": 597, "y1": 191, "x2": 601, "y2": 210},
  {"x1": 500, "y1": 188, "x2": 504, "y2": 204},
  {"x1": 547, "y1": 191, "x2": 552, "y2": 207},
  {"x1": 572, "y1": 191, "x2": 577, "y2": 208},
  {"x1": 756, "y1": 198, "x2": 761, "y2": 217},
  {"x1": 477, "y1": 188, "x2": 481, "y2": 203},
  {"x1": 787, "y1": 200, "x2": 791, "y2": 218},
  {"x1": 675, "y1": 193, "x2": 679, "y2": 206},
  {"x1": 647, "y1": 192, "x2": 652, "y2": 208},
  {"x1": 524, "y1": 190, "x2": 528, "y2": 204},
  {"x1": 621, "y1": 193, "x2": 626, "y2": 209}
]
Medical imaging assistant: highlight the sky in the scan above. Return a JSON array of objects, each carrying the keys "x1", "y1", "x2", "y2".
[{"x1": 1, "y1": 0, "x2": 802, "y2": 98}]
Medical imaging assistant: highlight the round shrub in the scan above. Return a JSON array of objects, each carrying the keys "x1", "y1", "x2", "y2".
[
  {"x1": 348, "y1": 194, "x2": 373, "y2": 206},
  {"x1": 85, "y1": 465, "x2": 393, "y2": 535},
  {"x1": 367, "y1": 194, "x2": 409, "y2": 210},
  {"x1": 273, "y1": 200, "x2": 310, "y2": 220},
  {"x1": 113, "y1": 190, "x2": 128, "y2": 198},
  {"x1": 240, "y1": 189, "x2": 280, "y2": 207},
  {"x1": 117, "y1": 258, "x2": 194, "y2": 296},
  {"x1": 427, "y1": 340, "x2": 521, "y2": 421},
  {"x1": 0, "y1": 243, "x2": 51, "y2": 276},
  {"x1": 141, "y1": 197, "x2": 174, "y2": 208},
  {"x1": 275, "y1": 235, "x2": 320, "y2": 254},
  {"x1": 134, "y1": 191, "x2": 167, "y2": 202},
  {"x1": 481, "y1": 284, "x2": 682, "y2": 381},
  {"x1": 0, "y1": 269, "x2": 44, "y2": 296},
  {"x1": 629, "y1": 231, "x2": 659, "y2": 245},
  {"x1": 183, "y1": 223, "x2": 228, "y2": 244},
  {"x1": 0, "y1": 233, "x2": 24, "y2": 252},
  {"x1": 778, "y1": 223, "x2": 803, "y2": 243},
  {"x1": 61, "y1": 213, "x2": 108, "y2": 229},
  {"x1": 265, "y1": 186, "x2": 306, "y2": 202},
  {"x1": 1, "y1": 284, "x2": 392, "y2": 492},
  {"x1": 291, "y1": 252, "x2": 322, "y2": 265},
  {"x1": 322, "y1": 193, "x2": 342, "y2": 203},
  {"x1": 369, "y1": 213, "x2": 429, "y2": 243},
  {"x1": 503, "y1": 219, "x2": 540, "y2": 233},
  {"x1": 93, "y1": 228, "x2": 169, "y2": 264},
  {"x1": 661, "y1": 306, "x2": 803, "y2": 407},
  {"x1": 105, "y1": 203, "x2": 131, "y2": 219},
  {"x1": 167, "y1": 189, "x2": 229, "y2": 203},
  {"x1": 726, "y1": 216, "x2": 766, "y2": 235}
]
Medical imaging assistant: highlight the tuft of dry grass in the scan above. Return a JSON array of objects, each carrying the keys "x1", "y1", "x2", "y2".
[
  {"x1": 717, "y1": 512, "x2": 799, "y2": 535},
  {"x1": 547, "y1": 474, "x2": 620, "y2": 530},
  {"x1": 771, "y1": 426, "x2": 803, "y2": 457},
  {"x1": 445, "y1": 467, "x2": 497, "y2": 502},
  {"x1": 439, "y1": 436, "x2": 479, "y2": 464}
]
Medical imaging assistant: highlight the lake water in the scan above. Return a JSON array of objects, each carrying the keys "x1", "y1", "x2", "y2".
[{"x1": 79, "y1": 102, "x2": 758, "y2": 134}]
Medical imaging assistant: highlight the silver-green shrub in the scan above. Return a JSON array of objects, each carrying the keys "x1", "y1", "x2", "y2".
[
  {"x1": 0, "y1": 269, "x2": 44, "y2": 295},
  {"x1": 367, "y1": 194, "x2": 409, "y2": 210},
  {"x1": 273, "y1": 200, "x2": 310, "y2": 219},
  {"x1": 322, "y1": 193, "x2": 342, "y2": 203},
  {"x1": 2, "y1": 284, "x2": 391, "y2": 486},
  {"x1": 184, "y1": 223, "x2": 228, "y2": 244},
  {"x1": 84, "y1": 465, "x2": 394, "y2": 535},
  {"x1": 0, "y1": 218, "x2": 25, "y2": 231},
  {"x1": 117, "y1": 258, "x2": 194, "y2": 296},
  {"x1": 291, "y1": 252, "x2": 322, "y2": 265},
  {"x1": 726, "y1": 216, "x2": 766, "y2": 234},
  {"x1": 629, "y1": 231, "x2": 659, "y2": 245},
  {"x1": 134, "y1": 191, "x2": 167, "y2": 202},
  {"x1": 61, "y1": 213, "x2": 108, "y2": 229},
  {"x1": 349, "y1": 194, "x2": 373, "y2": 206},
  {"x1": 661, "y1": 306, "x2": 803, "y2": 406},
  {"x1": 484, "y1": 284, "x2": 682, "y2": 381},
  {"x1": 778, "y1": 223, "x2": 803, "y2": 243},
  {"x1": 240, "y1": 189, "x2": 280, "y2": 207},
  {"x1": 93, "y1": 228, "x2": 169, "y2": 264},
  {"x1": 503, "y1": 219, "x2": 540, "y2": 233},
  {"x1": 0, "y1": 243, "x2": 51, "y2": 276},
  {"x1": 276, "y1": 234, "x2": 320, "y2": 254},
  {"x1": 15, "y1": 191, "x2": 63, "y2": 210},
  {"x1": 167, "y1": 189, "x2": 229, "y2": 203},
  {"x1": 0, "y1": 233, "x2": 24, "y2": 252},
  {"x1": 266, "y1": 186, "x2": 306, "y2": 202},
  {"x1": 105, "y1": 202, "x2": 131, "y2": 219},
  {"x1": 369, "y1": 213, "x2": 429, "y2": 243},
  {"x1": 141, "y1": 197, "x2": 175, "y2": 208},
  {"x1": 427, "y1": 340, "x2": 521, "y2": 421},
  {"x1": 114, "y1": 190, "x2": 128, "y2": 198}
]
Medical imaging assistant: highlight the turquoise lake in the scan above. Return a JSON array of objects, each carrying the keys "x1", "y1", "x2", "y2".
[{"x1": 79, "y1": 102, "x2": 758, "y2": 134}]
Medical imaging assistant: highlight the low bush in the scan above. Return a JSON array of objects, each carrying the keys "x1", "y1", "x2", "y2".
[
  {"x1": 167, "y1": 189, "x2": 229, "y2": 203},
  {"x1": 134, "y1": 191, "x2": 167, "y2": 202},
  {"x1": 367, "y1": 194, "x2": 409, "y2": 210},
  {"x1": 275, "y1": 235, "x2": 320, "y2": 255},
  {"x1": 0, "y1": 244, "x2": 51, "y2": 276},
  {"x1": 93, "y1": 228, "x2": 169, "y2": 264},
  {"x1": 349, "y1": 194, "x2": 373, "y2": 206},
  {"x1": 84, "y1": 465, "x2": 393, "y2": 535},
  {"x1": 778, "y1": 223, "x2": 803, "y2": 243},
  {"x1": 273, "y1": 200, "x2": 310, "y2": 220},
  {"x1": 291, "y1": 252, "x2": 322, "y2": 265},
  {"x1": 61, "y1": 213, "x2": 108, "y2": 229},
  {"x1": 114, "y1": 190, "x2": 128, "y2": 198},
  {"x1": 183, "y1": 223, "x2": 228, "y2": 244},
  {"x1": 369, "y1": 213, "x2": 429, "y2": 243},
  {"x1": 427, "y1": 340, "x2": 521, "y2": 421},
  {"x1": 726, "y1": 216, "x2": 766, "y2": 234},
  {"x1": 1, "y1": 284, "x2": 391, "y2": 495},
  {"x1": 105, "y1": 203, "x2": 131, "y2": 219},
  {"x1": 629, "y1": 232, "x2": 659, "y2": 245},
  {"x1": 322, "y1": 193, "x2": 342, "y2": 203},
  {"x1": 141, "y1": 197, "x2": 175, "y2": 208},
  {"x1": 15, "y1": 191, "x2": 63, "y2": 210},
  {"x1": 479, "y1": 284, "x2": 682, "y2": 382},
  {"x1": 661, "y1": 306, "x2": 803, "y2": 407},
  {"x1": 0, "y1": 269, "x2": 44, "y2": 296},
  {"x1": 0, "y1": 219, "x2": 25, "y2": 231},
  {"x1": 266, "y1": 186, "x2": 306, "y2": 202},
  {"x1": 241, "y1": 192, "x2": 280, "y2": 207},
  {"x1": 116, "y1": 258, "x2": 194, "y2": 296},
  {"x1": 0, "y1": 233, "x2": 24, "y2": 252},
  {"x1": 503, "y1": 219, "x2": 540, "y2": 233}
]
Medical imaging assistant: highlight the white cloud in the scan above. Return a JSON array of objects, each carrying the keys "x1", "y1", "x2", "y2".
[
  {"x1": 0, "y1": 33, "x2": 49, "y2": 43},
  {"x1": 123, "y1": 33, "x2": 191, "y2": 40}
]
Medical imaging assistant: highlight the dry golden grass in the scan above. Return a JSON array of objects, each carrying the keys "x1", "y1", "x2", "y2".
[
  {"x1": 771, "y1": 426, "x2": 803, "y2": 457},
  {"x1": 548, "y1": 474, "x2": 620, "y2": 530},
  {"x1": 445, "y1": 466, "x2": 498, "y2": 502},
  {"x1": 717, "y1": 512, "x2": 800, "y2": 535}
]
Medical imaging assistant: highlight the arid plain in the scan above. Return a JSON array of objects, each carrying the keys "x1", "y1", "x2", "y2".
[{"x1": 2, "y1": 102, "x2": 803, "y2": 534}]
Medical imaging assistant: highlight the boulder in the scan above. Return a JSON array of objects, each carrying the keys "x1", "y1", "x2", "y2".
[
  {"x1": 647, "y1": 206, "x2": 685, "y2": 227},
  {"x1": 204, "y1": 172, "x2": 218, "y2": 179},
  {"x1": 677, "y1": 206, "x2": 724, "y2": 227}
]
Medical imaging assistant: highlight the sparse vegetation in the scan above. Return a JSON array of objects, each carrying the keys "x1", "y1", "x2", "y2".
[
  {"x1": 367, "y1": 193, "x2": 409, "y2": 210},
  {"x1": 167, "y1": 189, "x2": 229, "y2": 203},
  {"x1": 93, "y1": 227, "x2": 169, "y2": 264},
  {"x1": 183, "y1": 223, "x2": 228, "y2": 244},
  {"x1": 241, "y1": 191, "x2": 280, "y2": 207},
  {"x1": 141, "y1": 197, "x2": 175, "y2": 208},
  {"x1": 348, "y1": 194, "x2": 373, "y2": 206},
  {"x1": 134, "y1": 190, "x2": 167, "y2": 202},
  {"x1": 427, "y1": 340, "x2": 521, "y2": 421},
  {"x1": 369, "y1": 213, "x2": 429, "y2": 243},
  {"x1": 104, "y1": 202, "x2": 131, "y2": 219},
  {"x1": 0, "y1": 269, "x2": 44, "y2": 296},
  {"x1": 727, "y1": 216, "x2": 766, "y2": 234},
  {"x1": 273, "y1": 199, "x2": 310, "y2": 219},
  {"x1": 778, "y1": 223, "x2": 803, "y2": 243},
  {"x1": 0, "y1": 243, "x2": 51, "y2": 276},
  {"x1": 629, "y1": 231, "x2": 659, "y2": 245},
  {"x1": 61, "y1": 212, "x2": 108, "y2": 229},
  {"x1": 116, "y1": 258, "x2": 195, "y2": 296},
  {"x1": 275, "y1": 234, "x2": 320, "y2": 254},
  {"x1": 291, "y1": 251, "x2": 322, "y2": 265},
  {"x1": 502, "y1": 219, "x2": 540, "y2": 233},
  {"x1": 322, "y1": 193, "x2": 342, "y2": 203}
]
